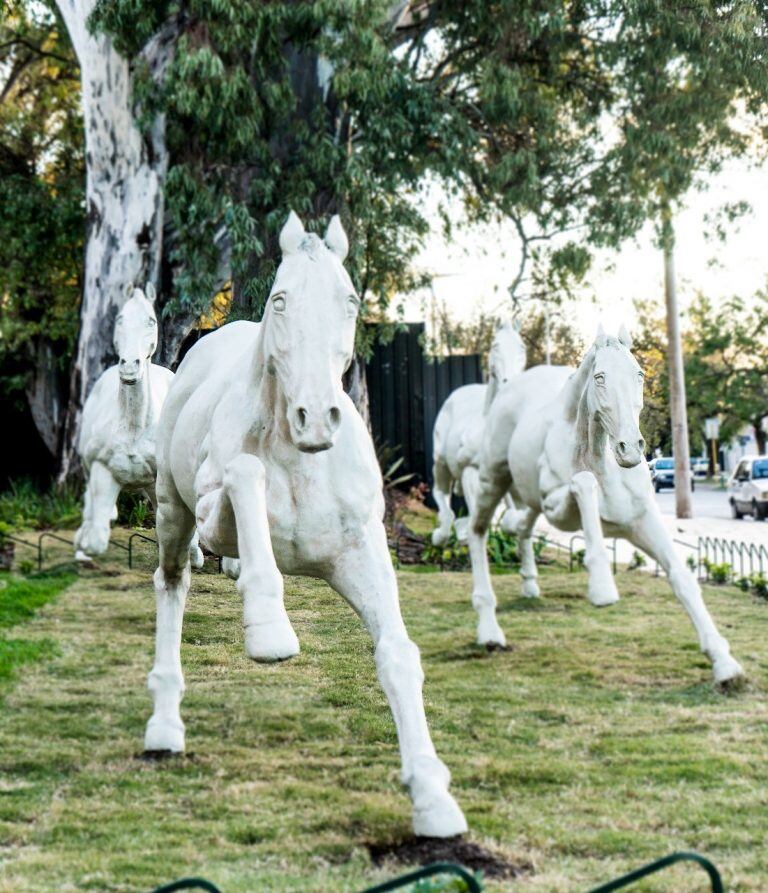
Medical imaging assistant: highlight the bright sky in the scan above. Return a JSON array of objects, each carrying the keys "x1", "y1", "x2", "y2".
[{"x1": 399, "y1": 156, "x2": 768, "y2": 343}]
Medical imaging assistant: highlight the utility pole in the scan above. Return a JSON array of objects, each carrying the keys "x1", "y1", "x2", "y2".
[{"x1": 661, "y1": 202, "x2": 693, "y2": 519}]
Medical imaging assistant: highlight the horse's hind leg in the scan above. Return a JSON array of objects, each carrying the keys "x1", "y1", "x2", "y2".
[
  {"x1": 431, "y1": 456, "x2": 455, "y2": 546},
  {"x1": 220, "y1": 454, "x2": 298, "y2": 662},
  {"x1": 516, "y1": 506, "x2": 541, "y2": 598},
  {"x1": 568, "y1": 471, "x2": 619, "y2": 607},
  {"x1": 468, "y1": 465, "x2": 509, "y2": 646},
  {"x1": 145, "y1": 486, "x2": 196, "y2": 753},
  {"x1": 329, "y1": 527, "x2": 467, "y2": 838},
  {"x1": 454, "y1": 465, "x2": 479, "y2": 543}
]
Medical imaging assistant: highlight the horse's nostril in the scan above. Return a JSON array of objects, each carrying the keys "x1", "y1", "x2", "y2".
[
  {"x1": 328, "y1": 406, "x2": 341, "y2": 430},
  {"x1": 618, "y1": 441, "x2": 627, "y2": 452},
  {"x1": 638, "y1": 438, "x2": 646, "y2": 452},
  {"x1": 296, "y1": 408, "x2": 307, "y2": 431}
]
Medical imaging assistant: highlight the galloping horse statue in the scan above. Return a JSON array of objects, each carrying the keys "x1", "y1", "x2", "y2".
[
  {"x1": 144, "y1": 212, "x2": 467, "y2": 837},
  {"x1": 74, "y1": 284, "x2": 203, "y2": 567},
  {"x1": 431, "y1": 321, "x2": 526, "y2": 546},
  {"x1": 464, "y1": 325, "x2": 743, "y2": 685}
]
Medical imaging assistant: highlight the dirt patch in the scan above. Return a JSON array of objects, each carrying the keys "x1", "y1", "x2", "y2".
[{"x1": 367, "y1": 836, "x2": 526, "y2": 880}]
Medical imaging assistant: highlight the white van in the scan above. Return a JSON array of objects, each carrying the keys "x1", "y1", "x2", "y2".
[{"x1": 728, "y1": 456, "x2": 768, "y2": 520}]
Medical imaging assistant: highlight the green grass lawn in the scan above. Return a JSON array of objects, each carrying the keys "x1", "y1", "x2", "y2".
[
  {"x1": 0, "y1": 568, "x2": 75, "y2": 692},
  {"x1": 0, "y1": 533, "x2": 765, "y2": 892}
]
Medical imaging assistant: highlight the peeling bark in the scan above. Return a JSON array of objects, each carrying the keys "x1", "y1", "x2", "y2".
[
  {"x1": 55, "y1": 0, "x2": 176, "y2": 480},
  {"x1": 25, "y1": 340, "x2": 64, "y2": 456}
]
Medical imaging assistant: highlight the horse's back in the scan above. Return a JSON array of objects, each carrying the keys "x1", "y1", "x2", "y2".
[
  {"x1": 433, "y1": 383, "x2": 486, "y2": 475},
  {"x1": 160, "y1": 322, "x2": 260, "y2": 436}
]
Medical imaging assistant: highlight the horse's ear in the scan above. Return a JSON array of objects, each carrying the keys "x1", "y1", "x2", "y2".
[
  {"x1": 324, "y1": 214, "x2": 349, "y2": 261},
  {"x1": 124, "y1": 282, "x2": 135, "y2": 300},
  {"x1": 618, "y1": 323, "x2": 633, "y2": 350},
  {"x1": 145, "y1": 282, "x2": 157, "y2": 305},
  {"x1": 512, "y1": 318, "x2": 522, "y2": 333},
  {"x1": 595, "y1": 323, "x2": 607, "y2": 348},
  {"x1": 279, "y1": 211, "x2": 305, "y2": 255}
]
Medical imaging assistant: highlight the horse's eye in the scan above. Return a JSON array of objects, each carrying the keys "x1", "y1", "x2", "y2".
[
  {"x1": 272, "y1": 293, "x2": 286, "y2": 312},
  {"x1": 347, "y1": 295, "x2": 360, "y2": 316},
  {"x1": 594, "y1": 372, "x2": 606, "y2": 385},
  {"x1": 148, "y1": 318, "x2": 156, "y2": 326}
]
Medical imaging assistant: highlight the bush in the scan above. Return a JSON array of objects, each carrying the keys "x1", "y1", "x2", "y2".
[
  {"x1": 423, "y1": 525, "x2": 522, "y2": 571},
  {"x1": 0, "y1": 479, "x2": 82, "y2": 530}
]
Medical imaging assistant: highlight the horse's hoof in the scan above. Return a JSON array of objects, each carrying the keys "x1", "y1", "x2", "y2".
[
  {"x1": 587, "y1": 584, "x2": 620, "y2": 607},
  {"x1": 190, "y1": 546, "x2": 205, "y2": 569},
  {"x1": 476, "y1": 618, "x2": 506, "y2": 648},
  {"x1": 521, "y1": 578, "x2": 540, "y2": 598},
  {"x1": 713, "y1": 654, "x2": 744, "y2": 686},
  {"x1": 431, "y1": 528, "x2": 450, "y2": 547},
  {"x1": 144, "y1": 716, "x2": 185, "y2": 753},
  {"x1": 221, "y1": 557, "x2": 240, "y2": 580},
  {"x1": 245, "y1": 620, "x2": 300, "y2": 663},
  {"x1": 454, "y1": 518, "x2": 469, "y2": 544},
  {"x1": 74, "y1": 549, "x2": 93, "y2": 563},
  {"x1": 408, "y1": 757, "x2": 467, "y2": 838}
]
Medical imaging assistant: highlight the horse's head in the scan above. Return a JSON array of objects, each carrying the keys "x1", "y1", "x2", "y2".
[
  {"x1": 488, "y1": 320, "x2": 526, "y2": 387},
  {"x1": 263, "y1": 211, "x2": 358, "y2": 453},
  {"x1": 588, "y1": 324, "x2": 646, "y2": 468},
  {"x1": 114, "y1": 284, "x2": 158, "y2": 384}
]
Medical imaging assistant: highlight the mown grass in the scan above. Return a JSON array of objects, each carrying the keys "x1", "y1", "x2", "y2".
[
  {"x1": 0, "y1": 534, "x2": 765, "y2": 892},
  {"x1": 0, "y1": 568, "x2": 75, "y2": 692}
]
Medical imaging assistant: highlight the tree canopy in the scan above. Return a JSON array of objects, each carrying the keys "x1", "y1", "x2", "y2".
[{"x1": 90, "y1": 0, "x2": 768, "y2": 329}]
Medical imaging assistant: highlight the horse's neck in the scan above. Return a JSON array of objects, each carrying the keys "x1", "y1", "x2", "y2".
[{"x1": 117, "y1": 361, "x2": 152, "y2": 437}]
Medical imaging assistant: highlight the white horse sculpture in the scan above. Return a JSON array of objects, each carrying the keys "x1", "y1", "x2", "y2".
[
  {"x1": 74, "y1": 284, "x2": 203, "y2": 567},
  {"x1": 465, "y1": 326, "x2": 743, "y2": 685},
  {"x1": 431, "y1": 321, "x2": 526, "y2": 546},
  {"x1": 144, "y1": 212, "x2": 467, "y2": 838}
]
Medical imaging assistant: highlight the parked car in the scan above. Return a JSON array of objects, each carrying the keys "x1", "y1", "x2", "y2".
[
  {"x1": 728, "y1": 456, "x2": 768, "y2": 520},
  {"x1": 651, "y1": 457, "x2": 695, "y2": 493},
  {"x1": 691, "y1": 456, "x2": 709, "y2": 477}
]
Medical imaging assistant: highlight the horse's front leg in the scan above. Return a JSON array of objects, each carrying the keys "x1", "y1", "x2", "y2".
[
  {"x1": 626, "y1": 507, "x2": 743, "y2": 685},
  {"x1": 74, "y1": 461, "x2": 121, "y2": 559},
  {"x1": 329, "y1": 526, "x2": 467, "y2": 838},
  {"x1": 200, "y1": 454, "x2": 298, "y2": 662},
  {"x1": 545, "y1": 474, "x2": 619, "y2": 606},
  {"x1": 145, "y1": 489, "x2": 196, "y2": 752},
  {"x1": 146, "y1": 484, "x2": 204, "y2": 569}
]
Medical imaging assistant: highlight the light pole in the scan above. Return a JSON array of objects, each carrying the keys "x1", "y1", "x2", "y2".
[{"x1": 705, "y1": 416, "x2": 720, "y2": 478}]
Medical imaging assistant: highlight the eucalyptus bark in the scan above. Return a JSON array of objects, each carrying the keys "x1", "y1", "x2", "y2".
[
  {"x1": 662, "y1": 205, "x2": 693, "y2": 518},
  {"x1": 54, "y1": 0, "x2": 174, "y2": 480}
]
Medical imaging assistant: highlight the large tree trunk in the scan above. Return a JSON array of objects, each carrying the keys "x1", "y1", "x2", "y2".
[
  {"x1": 54, "y1": 1, "x2": 173, "y2": 480},
  {"x1": 25, "y1": 339, "x2": 65, "y2": 457},
  {"x1": 662, "y1": 205, "x2": 693, "y2": 519}
]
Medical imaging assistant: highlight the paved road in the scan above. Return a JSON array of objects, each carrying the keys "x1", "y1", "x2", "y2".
[{"x1": 654, "y1": 481, "x2": 733, "y2": 521}]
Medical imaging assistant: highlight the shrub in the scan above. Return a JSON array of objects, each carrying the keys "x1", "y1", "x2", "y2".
[
  {"x1": 628, "y1": 550, "x2": 647, "y2": 571},
  {"x1": 0, "y1": 479, "x2": 82, "y2": 530}
]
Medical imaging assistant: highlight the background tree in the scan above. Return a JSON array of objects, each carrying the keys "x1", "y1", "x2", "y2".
[
  {"x1": 4, "y1": 0, "x2": 767, "y2": 478},
  {"x1": 0, "y1": 1, "x2": 83, "y2": 471}
]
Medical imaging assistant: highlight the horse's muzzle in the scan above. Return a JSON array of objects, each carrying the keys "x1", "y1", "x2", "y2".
[
  {"x1": 614, "y1": 437, "x2": 645, "y2": 468},
  {"x1": 289, "y1": 403, "x2": 341, "y2": 452}
]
